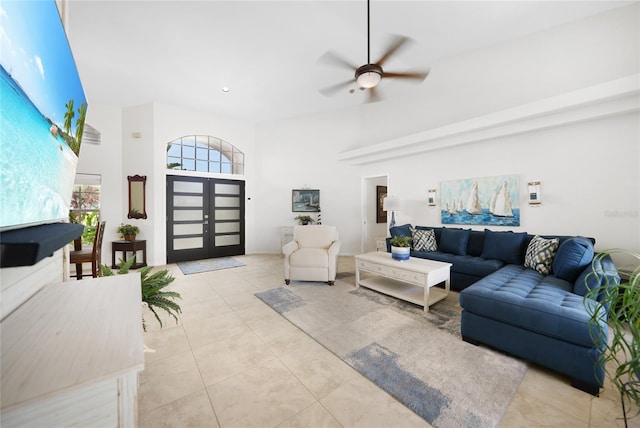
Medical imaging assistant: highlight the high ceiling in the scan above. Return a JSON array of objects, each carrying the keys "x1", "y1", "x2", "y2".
[{"x1": 66, "y1": 1, "x2": 632, "y2": 123}]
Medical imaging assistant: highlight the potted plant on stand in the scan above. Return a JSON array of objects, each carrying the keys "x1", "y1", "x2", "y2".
[
  {"x1": 390, "y1": 235, "x2": 412, "y2": 261},
  {"x1": 294, "y1": 215, "x2": 315, "y2": 225},
  {"x1": 117, "y1": 223, "x2": 140, "y2": 241},
  {"x1": 586, "y1": 249, "x2": 640, "y2": 427}
]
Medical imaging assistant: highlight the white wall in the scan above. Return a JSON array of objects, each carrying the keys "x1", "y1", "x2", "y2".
[
  {"x1": 77, "y1": 104, "x2": 123, "y2": 266},
  {"x1": 359, "y1": 112, "x2": 639, "y2": 252},
  {"x1": 251, "y1": 4, "x2": 639, "y2": 255},
  {"x1": 77, "y1": 4, "x2": 639, "y2": 263}
]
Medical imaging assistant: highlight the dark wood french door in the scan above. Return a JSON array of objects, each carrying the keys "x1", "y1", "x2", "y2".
[{"x1": 166, "y1": 176, "x2": 245, "y2": 263}]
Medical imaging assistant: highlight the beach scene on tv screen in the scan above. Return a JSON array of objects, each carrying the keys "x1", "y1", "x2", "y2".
[{"x1": 0, "y1": 0, "x2": 87, "y2": 230}]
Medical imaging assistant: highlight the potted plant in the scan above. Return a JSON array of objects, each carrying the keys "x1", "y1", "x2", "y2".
[
  {"x1": 390, "y1": 235, "x2": 412, "y2": 261},
  {"x1": 117, "y1": 223, "x2": 140, "y2": 241},
  {"x1": 585, "y1": 249, "x2": 640, "y2": 427},
  {"x1": 294, "y1": 215, "x2": 315, "y2": 225},
  {"x1": 102, "y1": 256, "x2": 182, "y2": 331}
]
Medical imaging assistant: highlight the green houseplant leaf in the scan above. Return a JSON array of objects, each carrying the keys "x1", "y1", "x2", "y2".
[
  {"x1": 585, "y1": 249, "x2": 640, "y2": 426},
  {"x1": 390, "y1": 235, "x2": 411, "y2": 248},
  {"x1": 101, "y1": 254, "x2": 181, "y2": 331}
]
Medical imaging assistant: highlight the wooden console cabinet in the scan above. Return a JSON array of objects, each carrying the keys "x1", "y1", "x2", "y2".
[{"x1": 0, "y1": 274, "x2": 144, "y2": 427}]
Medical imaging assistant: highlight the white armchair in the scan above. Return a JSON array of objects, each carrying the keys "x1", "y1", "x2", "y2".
[{"x1": 283, "y1": 225, "x2": 341, "y2": 286}]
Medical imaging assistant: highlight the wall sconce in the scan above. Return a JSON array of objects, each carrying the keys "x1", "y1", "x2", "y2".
[
  {"x1": 528, "y1": 181, "x2": 541, "y2": 205},
  {"x1": 383, "y1": 196, "x2": 401, "y2": 228},
  {"x1": 427, "y1": 189, "x2": 437, "y2": 206}
]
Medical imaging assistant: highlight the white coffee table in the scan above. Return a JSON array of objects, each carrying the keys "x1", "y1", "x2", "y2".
[{"x1": 355, "y1": 252, "x2": 452, "y2": 312}]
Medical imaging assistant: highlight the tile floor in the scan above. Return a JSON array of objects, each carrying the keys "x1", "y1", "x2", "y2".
[{"x1": 138, "y1": 254, "x2": 632, "y2": 428}]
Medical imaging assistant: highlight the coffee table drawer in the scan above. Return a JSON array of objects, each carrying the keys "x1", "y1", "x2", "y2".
[
  {"x1": 388, "y1": 268, "x2": 426, "y2": 285},
  {"x1": 357, "y1": 260, "x2": 388, "y2": 275}
]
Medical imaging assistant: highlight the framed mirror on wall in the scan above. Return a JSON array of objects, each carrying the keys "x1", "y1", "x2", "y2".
[{"x1": 128, "y1": 175, "x2": 147, "y2": 219}]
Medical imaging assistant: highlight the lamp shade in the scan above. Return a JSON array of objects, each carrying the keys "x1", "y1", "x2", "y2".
[{"x1": 383, "y1": 196, "x2": 400, "y2": 211}]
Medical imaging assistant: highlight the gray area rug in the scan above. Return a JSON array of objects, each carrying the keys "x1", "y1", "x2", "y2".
[
  {"x1": 255, "y1": 284, "x2": 528, "y2": 428},
  {"x1": 177, "y1": 257, "x2": 245, "y2": 275}
]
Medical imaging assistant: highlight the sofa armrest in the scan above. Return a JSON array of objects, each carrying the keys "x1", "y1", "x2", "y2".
[
  {"x1": 282, "y1": 240, "x2": 299, "y2": 256},
  {"x1": 328, "y1": 240, "x2": 341, "y2": 257}
]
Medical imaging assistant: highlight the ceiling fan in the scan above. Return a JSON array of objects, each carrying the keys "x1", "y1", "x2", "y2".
[{"x1": 319, "y1": 0, "x2": 429, "y2": 102}]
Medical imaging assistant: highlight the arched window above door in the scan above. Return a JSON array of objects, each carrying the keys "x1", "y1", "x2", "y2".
[{"x1": 167, "y1": 135, "x2": 244, "y2": 175}]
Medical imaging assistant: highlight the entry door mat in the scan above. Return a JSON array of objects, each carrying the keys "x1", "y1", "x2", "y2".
[
  {"x1": 177, "y1": 257, "x2": 245, "y2": 275},
  {"x1": 255, "y1": 285, "x2": 528, "y2": 428}
]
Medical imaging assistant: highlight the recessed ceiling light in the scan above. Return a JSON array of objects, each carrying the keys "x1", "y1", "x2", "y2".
[{"x1": 222, "y1": 87, "x2": 230, "y2": 93}]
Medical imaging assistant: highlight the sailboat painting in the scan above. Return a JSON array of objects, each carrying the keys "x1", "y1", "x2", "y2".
[{"x1": 440, "y1": 175, "x2": 520, "y2": 226}]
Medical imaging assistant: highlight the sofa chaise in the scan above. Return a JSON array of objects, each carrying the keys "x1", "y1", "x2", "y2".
[{"x1": 386, "y1": 224, "x2": 619, "y2": 394}]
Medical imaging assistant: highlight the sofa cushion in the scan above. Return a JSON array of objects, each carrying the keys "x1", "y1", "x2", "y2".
[
  {"x1": 440, "y1": 228, "x2": 470, "y2": 256},
  {"x1": 389, "y1": 223, "x2": 412, "y2": 238},
  {"x1": 480, "y1": 229, "x2": 528, "y2": 264},
  {"x1": 524, "y1": 235, "x2": 560, "y2": 275},
  {"x1": 552, "y1": 238, "x2": 594, "y2": 283},
  {"x1": 459, "y1": 265, "x2": 603, "y2": 348},
  {"x1": 413, "y1": 251, "x2": 504, "y2": 277},
  {"x1": 411, "y1": 227, "x2": 437, "y2": 251}
]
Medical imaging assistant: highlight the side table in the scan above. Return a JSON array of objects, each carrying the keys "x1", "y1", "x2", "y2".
[{"x1": 112, "y1": 240, "x2": 147, "y2": 269}]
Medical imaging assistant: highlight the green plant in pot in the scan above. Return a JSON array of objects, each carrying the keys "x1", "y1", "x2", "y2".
[
  {"x1": 102, "y1": 255, "x2": 182, "y2": 331},
  {"x1": 585, "y1": 249, "x2": 640, "y2": 427},
  {"x1": 390, "y1": 235, "x2": 411, "y2": 261},
  {"x1": 117, "y1": 223, "x2": 140, "y2": 241},
  {"x1": 294, "y1": 215, "x2": 315, "y2": 225}
]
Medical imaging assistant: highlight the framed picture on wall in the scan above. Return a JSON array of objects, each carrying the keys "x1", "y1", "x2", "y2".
[
  {"x1": 376, "y1": 185, "x2": 387, "y2": 223},
  {"x1": 292, "y1": 189, "x2": 320, "y2": 212}
]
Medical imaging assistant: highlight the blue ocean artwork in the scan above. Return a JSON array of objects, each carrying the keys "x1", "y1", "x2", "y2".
[
  {"x1": 0, "y1": 0, "x2": 87, "y2": 230},
  {"x1": 440, "y1": 175, "x2": 520, "y2": 226}
]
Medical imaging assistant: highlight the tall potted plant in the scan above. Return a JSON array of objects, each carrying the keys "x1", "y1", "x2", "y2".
[
  {"x1": 390, "y1": 235, "x2": 411, "y2": 261},
  {"x1": 586, "y1": 249, "x2": 640, "y2": 427}
]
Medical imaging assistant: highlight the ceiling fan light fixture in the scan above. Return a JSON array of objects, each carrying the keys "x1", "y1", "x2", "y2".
[
  {"x1": 355, "y1": 64, "x2": 383, "y2": 89},
  {"x1": 356, "y1": 71, "x2": 382, "y2": 89}
]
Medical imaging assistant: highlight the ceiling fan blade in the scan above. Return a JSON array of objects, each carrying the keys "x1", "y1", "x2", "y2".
[
  {"x1": 319, "y1": 79, "x2": 355, "y2": 97},
  {"x1": 367, "y1": 86, "x2": 382, "y2": 103},
  {"x1": 383, "y1": 69, "x2": 430, "y2": 81},
  {"x1": 317, "y1": 51, "x2": 358, "y2": 71},
  {"x1": 374, "y1": 35, "x2": 411, "y2": 67}
]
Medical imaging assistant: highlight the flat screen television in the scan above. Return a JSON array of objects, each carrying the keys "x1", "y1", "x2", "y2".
[{"x1": 0, "y1": 0, "x2": 87, "y2": 232}]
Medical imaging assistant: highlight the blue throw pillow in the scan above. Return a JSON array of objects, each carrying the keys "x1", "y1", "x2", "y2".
[
  {"x1": 552, "y1": 237, "x2": 594, "y2": 282},
  {"x1": 573, "y1": 257, "x2": 603, "y2": 298},
  {"x1": 389, "y1": 223, "x2": 412, "y2": 238},
  {"x1": 480, "y1": 229, "x2": 528, "y2": 264},
  {"x1": 439, "y1": 228, "x2": 470, "y2": 256}
]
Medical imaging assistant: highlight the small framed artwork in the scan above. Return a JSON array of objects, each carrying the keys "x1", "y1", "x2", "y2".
[
  {"x1": 376, "y1": 186, "x2": 387, "y2": 223},
  {"x1": 428, "y1": 189, "x2": 437, "y2": 206},
  {"x1": 292, "y1": 189, "x2": 320, "y2": 212}
]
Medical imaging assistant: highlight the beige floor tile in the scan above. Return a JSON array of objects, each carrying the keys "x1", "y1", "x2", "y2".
[
  {"x1": 221, "y1": 292, "x2": 265, "y2": 312},
  {"x1": 499, "y1": 390, "x2": 588, "y2": 428},
  {"x1": 139, "y1": 389, "x2": 219, "y2": 428},
  {"x1": 178, "y1": 295, "x2": 233, "y2": 323},
  {"x1": 207, "y1": 359, "x2": 316, "y2": 428},
  {"x1": 193, "y1": 329, "x2": 276, "y2": 386},
  {"x1": 516, "y1": 366, "x2": 592, "y2": 423},
  {"x1": 589, "y1": 394, "x2": 631, "y2": 428},
  {"x1": 275, "y1": 402, "x2": 342, "y2": 428},
  {"x1": 183, "y1": 311, "x2": 252, "y2": 350},
  {"x1": 279, "y1": 342, "x2": 361, "y2": 399},
  {"x1": 138, "y1": 254, "x2": 628, "y2": 428},
  {"x1": 320, "y1": 376, "x2": 430, "y2": 428},
  {"x1": 138, "y1": 350, "x2": 205, "y2": 415},
  {"x1": 143, "y1": 324, "x2": 191, "y2": 364}
]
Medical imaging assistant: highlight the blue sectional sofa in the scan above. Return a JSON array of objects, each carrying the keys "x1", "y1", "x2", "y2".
[{"x1": 387, "y1": 224, "x2": 620, "y2": 394}]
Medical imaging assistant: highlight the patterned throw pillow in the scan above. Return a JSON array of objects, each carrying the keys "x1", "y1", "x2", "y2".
[
  {"x1": 410, "y1": 228, "x2": 437, "y2": 252},
  {"x1": 524, "y1": 235, "x2": 560, "y2": 275}
]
